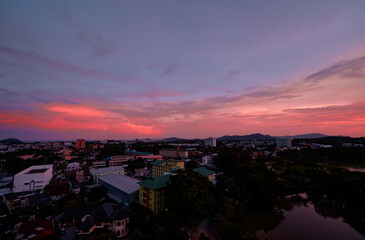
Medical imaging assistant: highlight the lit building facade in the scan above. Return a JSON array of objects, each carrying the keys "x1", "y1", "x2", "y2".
[
  {"x1": 138, "y1": 174, "x2": 171, "y2": 214},
  {"x1": 152, "y1": 160, "x2": 184, "y2": 177},
  {"x1": 13, "y1": 165, "x2": 53, "y2": 193},
  {"x1": 76, "y1": 139, "x2": 86, "y2": 149}
]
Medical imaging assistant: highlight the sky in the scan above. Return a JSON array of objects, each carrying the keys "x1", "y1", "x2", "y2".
[{"x1": 1, "y1": 0, "x2": 365, "y2": 141}]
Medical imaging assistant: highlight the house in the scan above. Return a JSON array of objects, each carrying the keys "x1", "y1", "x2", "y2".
[
  {"x1": 13, "y1": 165, "x2": 53, "y2": 193},
  {"x1": 16, "y1": 219, "x2": 53, "y2": 240},
  {"x1": 55, "y1": 208, "x2": 84, "y2": 227},
  {"x1": 152, "y1": 160, "x2": 184, "y2": 177},
  {"x1": 98, "y1": 173, "x2": 140, "y2": 205},
  {"x1": 78, "y1": 202, "x2": 130, "y2": 238},
  {"x1": 138, "y1": 174, "x2": 171, "y2": 214},
  {"x1": 193, "y1": 167, "x2": 215, "y2": 184},
  {"x1": 135, "y1": 168, "x2": 149, "y2": 177},
  {"x1": 67, "y1": 162, "x2": 80, "y2": 172}
]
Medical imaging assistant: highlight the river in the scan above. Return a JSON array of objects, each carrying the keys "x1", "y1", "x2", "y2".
[{"x1": 256, "y1": 195, "x2": 365, "y2": 240}]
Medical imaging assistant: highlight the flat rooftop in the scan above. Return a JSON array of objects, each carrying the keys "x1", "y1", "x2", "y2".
[{"x1": 26, "y1": 168, "x2": 48, "y2": 174}]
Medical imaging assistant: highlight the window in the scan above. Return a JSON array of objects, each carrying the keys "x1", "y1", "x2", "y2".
[
  {"x1": 24, "y1": 182, "x2": 29, "y2": 185},
  {"x1": 117, "y1": 221, "x2": 121, "y2": 226},
  {"x1": 117, "y1": 231, "x2": 120, "y2": 236}
]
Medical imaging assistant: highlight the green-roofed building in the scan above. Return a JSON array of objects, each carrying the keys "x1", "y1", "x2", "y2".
[
  {"x1": 138, "y1": 175, "x2": 171, "y2": 214},
  {"x1": 151, "y1": 160, "x2": 184, "y2": 177},
  {"x1": 194, "y1": 167, "x2": 215, "y2": 184}
]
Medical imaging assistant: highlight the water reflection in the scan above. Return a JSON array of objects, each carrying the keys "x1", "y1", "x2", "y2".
[{"x1": 256, "y1": 194, "x2": 365, "y2": 240}]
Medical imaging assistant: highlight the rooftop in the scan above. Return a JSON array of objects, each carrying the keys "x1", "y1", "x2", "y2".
[
  {"x1": 151, "y1": 160, "x2": 166, "y2": 166},
  {"x1": 139, "y1": 174, "x2": 171, "y2": 190},
  {"x1": 193, "y1": 167, "x2": 215, "y2": 176},
  {"x1": 90, "y1": 166, "x2": 124, "y2": 175},
  {"x1": 99, "y1": 173, "x2": 140, "y2": 194},
  {"x1": 16, "y1": 164, "x2": 53, "y2": 176},
  {"x1": 125, "y1": 149, "x2": 152, "y2": 155}
]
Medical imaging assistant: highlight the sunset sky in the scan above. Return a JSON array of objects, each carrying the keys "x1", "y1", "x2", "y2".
[{"x1": 1, "y1": 1, "x2": 365, "y2": 140}]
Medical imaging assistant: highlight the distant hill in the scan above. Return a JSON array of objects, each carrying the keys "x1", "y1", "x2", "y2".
[
  {"x1": 0, "y1": 138, "x2": 23, "y2": 144},
  {"x1": 217, "y1": 133, "x2": 275, "y2": 141},
  {"x1": 162, "y1": 137, "x2": 188, "y2": 141},
  {"x1": 280, "y1": 133, "x2": 328, "y2": 139},
  {"x1": 292, "y1": 136, "x2": 354, "y2": 146}
]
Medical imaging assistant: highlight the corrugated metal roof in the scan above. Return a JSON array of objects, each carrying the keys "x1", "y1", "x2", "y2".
[
  {"x1": 99, "y1": 173, "x2": 139, "y2": 194},
  {"x1": 90, "y1": 166, "x2": 124, "y2": 175}
]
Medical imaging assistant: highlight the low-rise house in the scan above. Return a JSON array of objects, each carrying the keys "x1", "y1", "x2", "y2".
[
  {"x1": 67, "y1": 162, "x2": 80, "y2": 172},
  {"x1": 16, "y1": 219, "x2": 53, "y2": 240},
  {"x1": 78, "y1": 202, "x2": 130, "y2": 238},
  {"x1": 135, "y1": 168, "x2": 149, "y2": 177},
  {"x1": 55, "y1": 208, "x2": 84, "y2": 227}
]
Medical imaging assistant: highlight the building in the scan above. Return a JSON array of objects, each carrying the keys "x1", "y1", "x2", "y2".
[
  {"x1": 204, "y1": 137, "x2": 217, "y2": 147},
  {"x1": 76, "y1": 170, "x2": 84, "y2": 183},
  {"x1": 125, "y1": 149, "x2": 153, "y2": 156},
  {"x1": 202, "y1": 155, "x2": 214, "y2": 165},
  {"x1": 135, "y1": 168, "x2": 149, "y2": 177},
  {"x1": 98, "y1": 173, "x2": 140, "y2": 205},
  {"x1": 90, "y1": 166, "x2": 125, "y2": 183},
  {"x1": 92, "y1": 161, "x2": 106, "y2": 168},
  {"x1": 152, "y1": 160, "x2": 184, "y2": 177},
  {"x1": 138, "y1": 174, "x2": 171, "y2": 214},
  {"x1": 159, "y1": 148, "x2": 188, "y2": 159},
  {"x1": 66, "y1": 162, "x2": 80, "y2": 172},
  {"x1": 78, "y1": 202, "x2": 130, "y2": 238},
  {"x1": 109, "y1": 155, "x2": 134, "y2": 167},
  {"x1": 276, "y1": 138, "x2": 292, "y2": 148},
  {"x1": 13, "y1": 165, "x2": 53, "y2": 193},
  {"x1": 193, "y1": 167, "x2": 215, "y2": 184},
  {"x1": 76, "y1": 139, "x2": 86, "y2": 149}
]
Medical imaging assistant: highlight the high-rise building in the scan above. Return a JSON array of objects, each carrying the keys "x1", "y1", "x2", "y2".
[
  {"x1": 204, "y1": 137, "x2": 216, "y2": 147},
  {"x1": 76, "y1": 139, "x2": 86, "y2": 149},
  {"x1": 276, "y1": 137, "x2": 292, "y2": 148}
]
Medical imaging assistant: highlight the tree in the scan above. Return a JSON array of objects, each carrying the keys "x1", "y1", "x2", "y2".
[{"x1": 166, "y1": 170, "x2": 215, "y2": 225}]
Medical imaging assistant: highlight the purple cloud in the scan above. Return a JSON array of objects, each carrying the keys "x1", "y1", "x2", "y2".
[
  {"x1": 161, "y1": 64, "x2": 180, "y2": 77},
  {"x1": 0, "y1": 87, "x2": 18, "y2": 97},
  {"x1": 0, "y1": 45, "x2": 144, "y2": 84},
  {"x1": 225, "y1": 69, "x2": 240, "y2": 81},
  {"x1": 75, "y1": 29, "x2": 115, "y2": 58}
]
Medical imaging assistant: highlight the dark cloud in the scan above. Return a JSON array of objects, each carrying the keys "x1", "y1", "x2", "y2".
[
  {"x1": 225, "y1": 69, "x2": 240, "y2": 81},
  {"x1": 75, "y1": 29, "x2": 115, "y2": 58},
  {"x1": 0, "y1": 87, "x2": 18, "y2": 97},
  {"x1": 161, "y1": 64, "x2": 179, "y2": 77},
  {"x1": 0, "y1": 45, "x2": 143, "y2": 84},
  {"x1": 305, "y1": 56, "x2": 365, "y2": 83}
]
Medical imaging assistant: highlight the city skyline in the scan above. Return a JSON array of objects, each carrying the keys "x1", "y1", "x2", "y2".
[{"x1": 1, "y1": 1, "x2": 365, "y2": 140}]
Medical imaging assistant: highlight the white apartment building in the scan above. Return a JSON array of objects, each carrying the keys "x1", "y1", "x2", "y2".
[
  {"x1": 276, "y1": 138, "x2": 292, "y2": 148},
  {"x1": 204, "y1": 137, "x2": 217, "y2": 147},
  {"x1": 13, "y1": 165, "x2": 53, "y2": 193}
]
